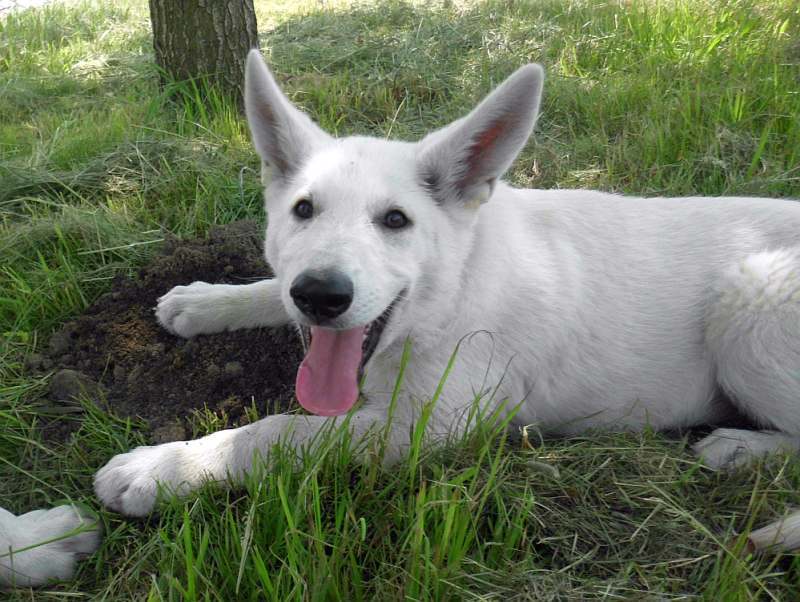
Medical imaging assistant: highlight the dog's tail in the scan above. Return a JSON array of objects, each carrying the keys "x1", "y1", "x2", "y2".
[{"x1": 749, "y1": 510, "x2": 800, "y2": 552}]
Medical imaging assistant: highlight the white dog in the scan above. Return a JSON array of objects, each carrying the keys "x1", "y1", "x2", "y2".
[
  {"x1": 95, "y1": 50, "x2": 800, "y2": 551},
  {"x1": 0, "y1": 505, "x2": 99, "y2": 587}
]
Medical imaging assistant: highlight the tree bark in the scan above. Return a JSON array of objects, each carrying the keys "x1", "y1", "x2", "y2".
[{"x1": 149, "y1": 0, "x2": 258, "y2": 105}]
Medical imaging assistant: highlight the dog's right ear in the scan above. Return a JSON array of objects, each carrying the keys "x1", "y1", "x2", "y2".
[{"x1": 245, "y1": 50, "x2": 331, "y2": 181}]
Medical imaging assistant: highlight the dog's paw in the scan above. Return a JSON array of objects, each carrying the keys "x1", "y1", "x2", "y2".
[
  {"x1": 0, "y1": 505, "x2": 101, "y2": 587},
  {"x1": 156, "y1": 281, "x2": 229, "y2": 338},
  {"x1": 94, "y1": 442, "x2": 193, "y2": 517},
  {"x1": 692, "y1": 428, "x2": 800, "y2": 470}
]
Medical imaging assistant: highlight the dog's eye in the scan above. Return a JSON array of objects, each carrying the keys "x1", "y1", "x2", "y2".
[
  {"x1": 383, "y1": 209, "x2": 410, "y2": 229},
  {"x1": 293, "y1": 199, "x2": 314, "y2": 220}
]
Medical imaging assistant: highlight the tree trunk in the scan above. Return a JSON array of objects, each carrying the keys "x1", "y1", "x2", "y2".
[{"x1": 149, "y1": 0, "x2": 258, "y2": 105}]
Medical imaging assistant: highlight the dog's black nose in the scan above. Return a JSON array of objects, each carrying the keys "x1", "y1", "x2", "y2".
[{"x1": 290, "y1": 271, "x2": 354, "y2": 322}]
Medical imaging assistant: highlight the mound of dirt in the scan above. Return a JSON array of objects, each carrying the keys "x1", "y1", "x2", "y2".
[{"x1": 33, "y1": 221, "x2": 304, "y2": 443}]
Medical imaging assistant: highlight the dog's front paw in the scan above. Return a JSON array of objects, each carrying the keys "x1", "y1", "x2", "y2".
[
  {"x1": 0, "y1": 505, "x2": 101, "y2": 587},
  {"x1": 156, "y1": 281, "x2": 228, "y2": 338},
  {"x1": 94, "y1": 442, "x2": 194, "y2": 517}
]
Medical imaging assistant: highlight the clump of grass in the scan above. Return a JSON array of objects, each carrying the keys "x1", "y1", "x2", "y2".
[
  {"x1": 1, "y1": 0, "x2": 800, "y2": 599},
  {"x1": 26, "y1": 410, "x2": 800, "y2": 600}
]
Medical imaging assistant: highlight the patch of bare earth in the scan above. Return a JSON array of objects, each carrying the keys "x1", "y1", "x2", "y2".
[{"x1": 33, "y1": 221, "x2": 303, "y2": 442}]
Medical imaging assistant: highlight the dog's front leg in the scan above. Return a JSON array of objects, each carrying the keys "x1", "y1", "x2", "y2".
[
  {"x1": 156, "y1": 278, "x2": 289, "y2": 338},
  {"x1": 0, "y1": 505, "x2": 100, "y2": 587},
  {"x1": 94, "y1": 406, "x2": 407, "y2": 517}
]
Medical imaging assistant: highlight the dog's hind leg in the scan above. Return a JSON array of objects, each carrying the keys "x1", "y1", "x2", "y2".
[
  {"x1": 692, "y1": 428, "x2": 800, "y2": 470},
  {"x1": 156, "y1": 279, "x2": 289, "y2": 338},
  {"x1": 696, "y1": 247, "x2": 800, "y2": 550},
  {"x1": 696, "y1": 247, "x2": 800, "y2": 468}
]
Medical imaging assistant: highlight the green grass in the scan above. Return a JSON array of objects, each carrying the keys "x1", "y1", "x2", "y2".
[{"x1": 1, "y1": 0, "x2": 800, "y2": 598}]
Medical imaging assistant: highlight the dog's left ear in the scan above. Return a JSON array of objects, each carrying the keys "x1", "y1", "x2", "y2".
[
  {"x1": 245, "y1": 50, "x2": 331, "y2": 181},
  {"x1": 417, "y1": 64, "x2": 544, "y2": 207}
]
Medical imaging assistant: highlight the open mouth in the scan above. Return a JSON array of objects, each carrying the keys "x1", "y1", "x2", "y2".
[{"x1": 295, "y1": 294, "x2": 402, "y2": 417}]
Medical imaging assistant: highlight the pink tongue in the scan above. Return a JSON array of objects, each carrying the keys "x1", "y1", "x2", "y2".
[{"x1": 296, "y1": 326, "x2": 365, "y2": 416}]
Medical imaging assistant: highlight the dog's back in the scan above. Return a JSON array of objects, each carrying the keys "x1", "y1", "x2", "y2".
[{"x1": 435, "y1": 186, "x2": 800, "y2": 434}]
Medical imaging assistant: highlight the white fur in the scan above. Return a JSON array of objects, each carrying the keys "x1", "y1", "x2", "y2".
[
  {"x1": 749, "y1": 510, "x2": 800, "y2": 552},
  {"x1": 0, "y1": 505, "x2": 100, "y2": 587},
  {"x1": 692, "y1": 428, "x2": 800, "y2": 470},
  {"x1": 96, "y1": 51, "x2": 800, "y2": 552}
]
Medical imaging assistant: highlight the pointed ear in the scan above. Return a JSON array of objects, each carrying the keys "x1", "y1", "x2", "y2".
[
  {"x1": 417, "y1": 64, "x2": 544, "y2": 206},
  {"x1": 245, "y1": 50, "x2": 331, "y2": 180}
]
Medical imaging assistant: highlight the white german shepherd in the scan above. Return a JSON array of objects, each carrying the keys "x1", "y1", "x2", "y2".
[{"x1": 94, "y1": 50, "x2": 800, "y2": 551}]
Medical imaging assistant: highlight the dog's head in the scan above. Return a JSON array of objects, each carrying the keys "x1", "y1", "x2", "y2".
[{"x1": 244, "y1": 50, "x2": 543, "y2": 416}]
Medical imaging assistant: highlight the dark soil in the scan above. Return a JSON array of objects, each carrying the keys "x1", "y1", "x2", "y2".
[{"x1": 33, "y1": 221, "x2": 304, "y2": 443}]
